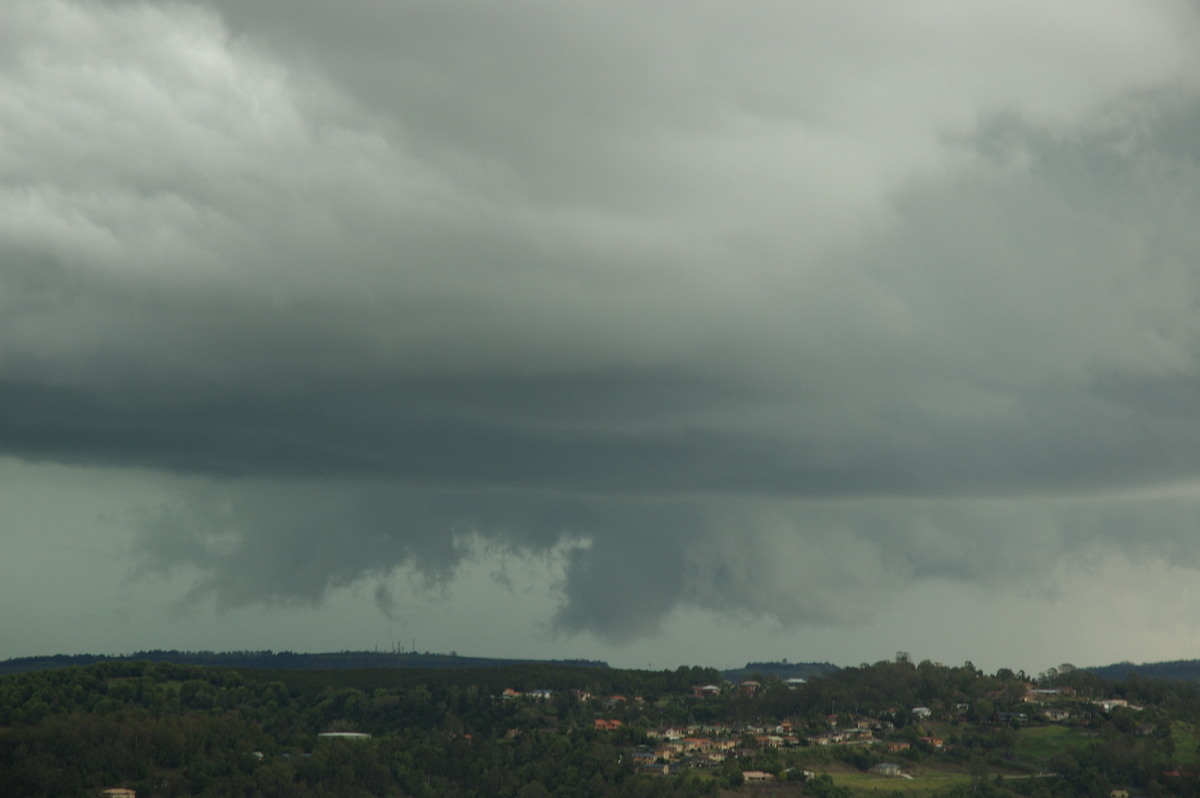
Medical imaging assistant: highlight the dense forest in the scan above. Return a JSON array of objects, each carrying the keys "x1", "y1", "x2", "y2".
[
  {"x1": 0, "y1": 651, "x2": 610, "y2": 677},
  {"x1": 721, "y1": 661, "x2": 839, "y2": 683},
  {"x1": 3, "y1": 655, "x2": 1200, "y2": 797},
  {"x1": 1085, "y1": 660, "x2": 1200, "y2": 684}
]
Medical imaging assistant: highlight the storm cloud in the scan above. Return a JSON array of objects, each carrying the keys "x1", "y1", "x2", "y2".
[{"x1": 6, "y1": 0, "x2": 1200, "y2": 662}]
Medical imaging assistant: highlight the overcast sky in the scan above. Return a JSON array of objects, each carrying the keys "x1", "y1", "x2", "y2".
[{"x1": 6, "y1": 0, "x2": 1200, "y2": 674}]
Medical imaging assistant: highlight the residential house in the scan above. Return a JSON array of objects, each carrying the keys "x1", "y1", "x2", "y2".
[
  {"x1": 660, "y1": 742, "x2": 685, "y2": 757},
  {"x1": 742, "y1": 771, "x2": 775, "y2": 783},
  {"x1": 631, "y1": 750, "x2": 657, "y2": 765}
]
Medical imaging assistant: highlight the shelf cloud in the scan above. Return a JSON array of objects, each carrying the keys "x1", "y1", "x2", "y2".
[{"x1": 6, "y1": 0, "x2": 1200, "y2": 665}]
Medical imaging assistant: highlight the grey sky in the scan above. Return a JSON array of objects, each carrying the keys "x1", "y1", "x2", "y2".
[{"x1": 5, "y1": 0, "x2": 1200, "y2": 672}]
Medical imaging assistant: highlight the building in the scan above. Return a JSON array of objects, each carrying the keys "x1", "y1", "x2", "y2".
[
  {"x1": 318, "y1": 732, "x2": 371, "y2": 740},
  {"x1": 742, "y1": 771, "x2": 775, "y2": 783}
]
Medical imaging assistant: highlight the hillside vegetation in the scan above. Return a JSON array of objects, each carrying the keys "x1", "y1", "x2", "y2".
[{"x1": 2, "y1": 656, "x2": 1199, "y2": 797}]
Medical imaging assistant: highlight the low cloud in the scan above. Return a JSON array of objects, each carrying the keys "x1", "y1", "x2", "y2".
[
  {"x1": 7, "y1": 0, "x2": 1200, "y2": 647},
  {"x1": 130, "y1": 482, "x2": 1200, "y2": 643}
]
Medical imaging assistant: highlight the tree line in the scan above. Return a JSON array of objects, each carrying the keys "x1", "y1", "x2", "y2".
[{"x1": 4, "y1": 656, "x2": 1200, "y2": 796}]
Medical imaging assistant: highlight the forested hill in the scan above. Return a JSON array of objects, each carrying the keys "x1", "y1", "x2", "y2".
[
  {"x1": 1086, "y1": 659, "x2": 1200, "y2": 683},
  {"x1": 0, "y1": 650, "x2": 608, "y2": 676},
  {"x1": 7, "y1": 655, "x2": 1200, "y2": 796},
  {"x1": 721, "y1": 660, "x2": 839, "y2": 682}
]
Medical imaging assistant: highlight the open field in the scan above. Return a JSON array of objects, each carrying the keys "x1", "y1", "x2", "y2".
[
  {"x1": 1171, "y1": 721, "x2": 1200, "y2": 768},
  {"x1": 832, "y1": 769, "x2": 973, "y2": 793},
  {"x1": 1012, "y1": 725, "x2": 1092, "y2": 769}
]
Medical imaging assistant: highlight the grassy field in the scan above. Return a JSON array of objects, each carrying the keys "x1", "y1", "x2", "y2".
[
  {"x1": 1011, "y1": 725, "x2": 1091, "y2": 770},
  {"x1": 830, "y1": 769, "x2": 973, "y2": 794},
  {"x1": 784, "y1": 721, "x2": 1119, "y2": 795},
  {"x1": 807, "y1": 726, "x2": 1089, "y2": 795},
  {"x1": 1171, "y1": 721, "x2": 1200, "y2": 767}
]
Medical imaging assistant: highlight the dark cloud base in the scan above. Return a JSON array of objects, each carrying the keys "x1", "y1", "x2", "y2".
[{"x1": 6, "y1": 0, "x2": 1200, "y2": 649}]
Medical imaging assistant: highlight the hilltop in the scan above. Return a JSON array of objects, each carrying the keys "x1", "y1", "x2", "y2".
[
  {"x1": 0, "y1": 649, "x2": 608, "y2": 676},
  {"x1": 721, "y1": 660, "x2": 839, "y2": 683},
  {"x1": 1085, "y1": 659, "x2": 1200, "y2": 683}
]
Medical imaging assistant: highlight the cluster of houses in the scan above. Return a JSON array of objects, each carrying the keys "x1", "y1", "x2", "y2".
[
  {"x1": 628, "y1": 725, "x2": 809, "y2": 781},
  {"x1": 500, "y1": 686, "x2": 643, "y2": 708},
  {"x1": 495, "y1": 679, "x2": 1147, "y2": 781}
]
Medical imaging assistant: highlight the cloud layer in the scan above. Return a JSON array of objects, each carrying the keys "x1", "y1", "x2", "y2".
[{"x1": 6, "y1": 0, "x2": 1200, "y2": 649}]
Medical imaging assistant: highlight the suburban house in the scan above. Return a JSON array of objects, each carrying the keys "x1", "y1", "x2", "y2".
[
  {"x1": 631, "y1": 749, "x2": 657, "y2": 765},
  {"x1": 995, "y1": 711, "x2": 1028, "y2": 724},
  {"x1": 742, "y1": 771, "x2": 775, "y2": 783}
]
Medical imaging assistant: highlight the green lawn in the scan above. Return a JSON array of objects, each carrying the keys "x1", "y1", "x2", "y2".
[
  {"x1": 1012, "y1": 725, "x2": 1091, "y2": 769},
  {"x1": 831, "y1": 769, "x2": 972, "y2": 794},
  {"x1": 1171, "y1": 721, "x2": 1200, "y2": 767}
]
